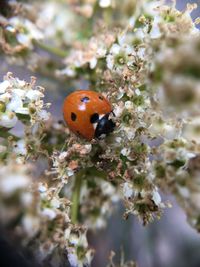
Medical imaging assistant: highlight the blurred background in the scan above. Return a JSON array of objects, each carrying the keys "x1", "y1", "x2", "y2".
[{"x1": 0, "y1": 0, "x2": 200, "y2": 267}]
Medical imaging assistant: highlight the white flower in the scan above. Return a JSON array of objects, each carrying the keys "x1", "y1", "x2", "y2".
[
  {"x1": 113, "y1": 105, "x2": 124, "y2": 117},
  {"x1": 100, "y1": 181, "x2": 115, "y2": 196},
  {"x1": 106, "y1": 40, "x2": 134, "y2": 72},
  {"x1": 84, "y1": 144, "x2": 92, "y2": 153},
  {"x1": 38, "y1": 183, "x2": 47, "y2": 193},
  {"x1": 17, "y1": 34, "x2": 30, "y2": 46},
  {"x1": 58, "y1": 151, "x2": 69, "y2": 161},
  {"x1": 6, "y1": 90, "x2": 29, "y2": 114},
  {"x1": 50, "y1": 197, "x2": 60, "y2": 208},
  {"x1": 20, "y1": 192, "x2": 33, "y2": 206},
  {"x1": 12, "y1": 89, "x2": 26, "y2": 98},
  {"x1": 57, "y1": 67, "x2": 76, "y2": 77},
  {"x1": 0, "y1": 92, "x2": 10, "y2": 102},
  {"x1": 150, "y1": 16, "x2": 162, "y2": 38},
  {"x1": 37, "y1": 2, "x2": 75, "y2": 46},
  {"x1": 94, "y1": 217, "x2": 106, "y2": 228},
  {"x1": 41, "y1": 208, "x2": 56, "y2": 220},
  {"x1": 135, "y1": 89, "x2": 141, "y2": 95},
  {"x1": 115, "y1": 137, "x2": 122, "y2": 143},
  {"x1": 110, "y1": 43, "x2": 121, "y2": 54},
  {"x1": 99, "y1": 0, "x2": 111, "y2": 8},
  {"x1": 89, "y1": 57, "x2": 98, "y2": 69},
  {"x1": 134, "y1": 28, "x2": 145, "y2": 40},
  {"x1": 0, "y1": 172, "x2": 29, "y2": 195},
  {"x1": 125, "y1": 128, "x2": 135, "y2": 140},
  {"x1": 183, "y1": 117, "x2": 200, "y2": 142},
  {"x1": 152, "y1": 190, "x2": 161, "y2": 205},
  {"x1": 26, "y1": 89, "x2": 44, "y2": 101},
  {"x1": 68, "y1": 252, "x2": 79, "y2": 267},
  {"x1": 123, "y1": 182, "x2": 134, "y2": 198},
  {"x1": 69, "y1": 235, "x2": 79, "y2": 246},
  {"x1": 121, "y1": 147, "x2": 130, "y2": 156},
  {"x1": 9, "y1": 17, "x2": 43, "y2": 47},
  {"x1": 0, "y1": 74, "x2": 50, "y2": 128},
  {"x1": 137, "y1": 47, "x2": 146, "y2": 60},
  {"x1": 96, "y1": 47, "x2": 107, "y2": 57},
  {"x1": 38, "y1": 110, "x2": 50, "y2": 121},
  {"x1": 0, "y1": 80, "x2": 10, "y2": 93},
  {"x1": 14, "y1": 107, "x2": 29, "y2": 115},
  {"x1": 6, "y1": 93, "x2": 23, "y2": 112},
  {"x1": 125, "y1": 101, "x2": 134, "y2": 110},
  {"x1": 22, "y1": 215, "x2": 40, "y2": 237},
  {"x1": 64, "y1": 228, "x2": 71, "y2": 240},
  {"x1": 67, "y1": 168, "x2": 74, "y2": 177},
  {"x1": 0, "y1": 145, "x2": 6, "y2": 153},
  {"x1": 163, "y1": 124, "x2": 178, "y2": 140},
  {"x1": 178, "y1": 186, "x2": 190, "y2": 198},
  {"x1": 13, "y1": 140, "x2": 27, "y2": 155},
  {"x1": 0, "y1": 112, "x2": 18, "y2": 128}
]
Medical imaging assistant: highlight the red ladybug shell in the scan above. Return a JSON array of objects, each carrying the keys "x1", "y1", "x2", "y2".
[{"x1": 63, "y1": 90, "x2": 113, "y2": 140}]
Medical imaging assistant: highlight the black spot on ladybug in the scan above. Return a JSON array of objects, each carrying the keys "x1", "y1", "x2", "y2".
[
  {"x1": 81, "y1": 96, "x2": 90, "y2": 103},
  {"x1": 90, "y1": 113, "x2": 99, "y2": 124},
  {"x1": 71, "y1": 112, "x2": 77, "y2": 121},
  {"x1": 99, "y1": 95, "x2": 104, "y2": 100}
]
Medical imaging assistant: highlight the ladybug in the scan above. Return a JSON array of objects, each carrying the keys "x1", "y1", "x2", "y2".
[{"x1": 63, "y1": 90, "x2": 115, "y2": 140}]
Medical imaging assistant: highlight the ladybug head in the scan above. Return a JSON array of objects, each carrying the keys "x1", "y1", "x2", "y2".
[{"x1": 94, "y1": 112, "x2": 115, "y2": 139}]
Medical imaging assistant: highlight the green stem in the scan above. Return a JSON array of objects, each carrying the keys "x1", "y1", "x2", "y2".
[
  {"x1": 0, "y1": 129, "x2": 20, "y2": 141},
  {"x1": 71, "y1": 167, "x2": 106, "y2": 224},
  {"x1": 33, "y1": 40, "x2": 68, "y2": 57},
  {"x1": 71, "y1": 172, "x2": 83, "y2": 224}
]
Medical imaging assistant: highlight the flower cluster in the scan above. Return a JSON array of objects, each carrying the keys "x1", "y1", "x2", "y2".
[
  {"x1": 58, "y1": 31, "x2": 116, "y2": 77},
  {"x1": 0, "y1": 0, "x2": 200, "y2": 266},
  {"x1": 0, "y1": 157, "x2": 94, "y2": 267},
  {"x1": 0, "y1": 72, "x2": 49, "y2": 128},
  {"x1": 153, "y1": 139, "x2": 200, "y2": 231},
  {"x1": 0, "y1": 2, "x2": 43, "y2": 55}
]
